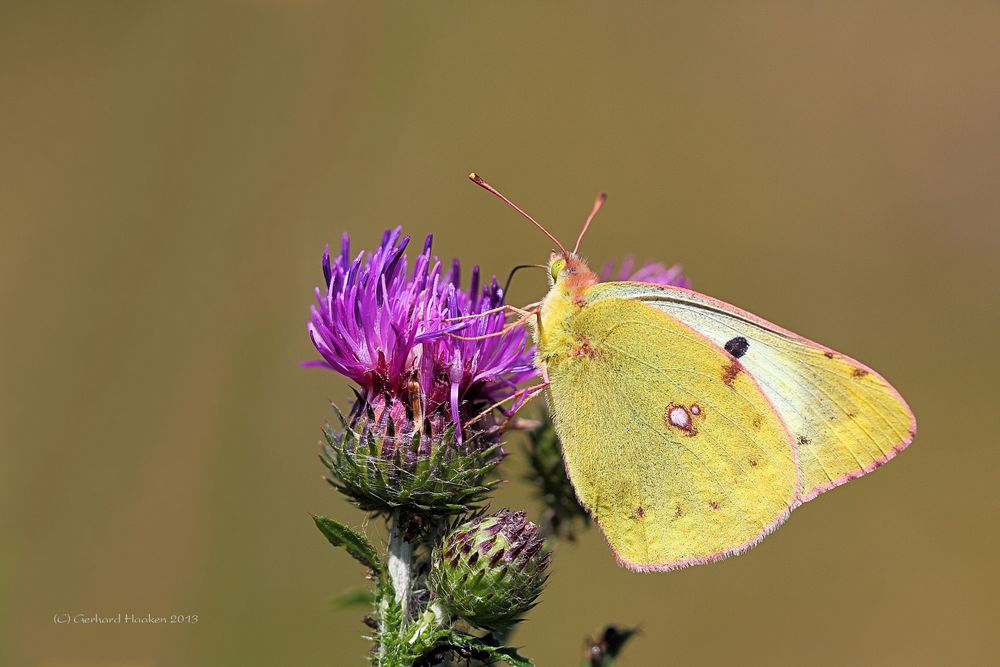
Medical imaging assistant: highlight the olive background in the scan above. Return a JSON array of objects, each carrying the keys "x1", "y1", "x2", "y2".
[{"x1": 3, "y1": 2, "x2": 999, "y2": 665}]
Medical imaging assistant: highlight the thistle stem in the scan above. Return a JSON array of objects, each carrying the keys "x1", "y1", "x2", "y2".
[
  {"x1": 375, "y1": 512, "x2": 417, "y2": 666},
  {"x1": 387, "y1": 511, "x2": 413, "y2": 629}
]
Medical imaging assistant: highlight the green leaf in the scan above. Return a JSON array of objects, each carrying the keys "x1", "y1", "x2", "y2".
[
  {"x1": 312, "y1": 515, "x2": 384, "y2": 575},
  {"x1": 330, "y1": 586, "x2": 375, "y2": 608},
  {"x1": 440, "y1": 632, "x2": 533, "y2": 667}
]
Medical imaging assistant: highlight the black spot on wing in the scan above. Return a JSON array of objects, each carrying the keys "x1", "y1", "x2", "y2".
[{"x1": 724, "y1": 336, "x2": 749, "y2": 358}]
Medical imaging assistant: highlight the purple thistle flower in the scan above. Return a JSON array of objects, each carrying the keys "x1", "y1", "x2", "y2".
[
  {"x1": 307, "y1": 227, "x2": 534, "y2": 431},
  {"x1": 599, "y1": 257, "x2": 691, "y2": 288}
]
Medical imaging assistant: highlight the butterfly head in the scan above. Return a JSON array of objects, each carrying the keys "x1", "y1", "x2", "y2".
[{"x1": 548, "y1": 251, "x2": 598, "y2": 291}]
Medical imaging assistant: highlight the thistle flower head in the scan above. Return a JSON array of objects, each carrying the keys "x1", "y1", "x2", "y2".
[
  {"x1": 308, "y1": 228, "x2": 534, "y2": 512},
  {"x1": 430, "y1": 509, "x2": 549, "y2": 630}
]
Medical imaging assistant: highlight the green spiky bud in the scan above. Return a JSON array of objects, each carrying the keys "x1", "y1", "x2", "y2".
[
  {"x1": 430, "y1": 510, "x2": 550, "y2": 630},
  {"x1": 320, "y1": 395, "x2": 502, "y2": 514}
]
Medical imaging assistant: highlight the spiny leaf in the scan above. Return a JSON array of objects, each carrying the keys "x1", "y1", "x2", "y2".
[
  {"x1": 312, "y1": 515, "x2": 384, "y2": 576},
  {"x1": 442, "y1": 632, "x2": 534, "y2": 667}
]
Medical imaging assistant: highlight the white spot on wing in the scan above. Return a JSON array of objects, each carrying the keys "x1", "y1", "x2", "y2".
[{"x1": 669, "y1": 406, "x2": 690, "y2": 429}]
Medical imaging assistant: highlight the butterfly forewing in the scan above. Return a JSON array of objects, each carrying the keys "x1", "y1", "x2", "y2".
[{"x1": 586, "y1": 282, "x2": 916, "y2": 504}]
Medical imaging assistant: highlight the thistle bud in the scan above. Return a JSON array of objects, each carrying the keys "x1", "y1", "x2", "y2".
[{"x1": 430, "y1": 510, "x2": 549, "y2": 630}]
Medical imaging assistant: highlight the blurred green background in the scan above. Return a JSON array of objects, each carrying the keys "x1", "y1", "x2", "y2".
[{"x1": 3, "y1": 2, "x2": 999, "y2": 665}]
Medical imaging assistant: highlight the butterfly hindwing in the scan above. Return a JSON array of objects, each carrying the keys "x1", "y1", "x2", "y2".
[
  {"x1": 543, "y1": 296, "x2": 798, "y2": 571},
  {"x1": 586, "y1": 282, "x2": 916, "y2": 504}
]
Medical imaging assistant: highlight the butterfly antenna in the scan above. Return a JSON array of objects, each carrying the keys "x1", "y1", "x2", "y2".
[
  {"x1": 502, "y1": 263, "x2": 547, "y2": 297},
  {"x1": 572, "y1": 192, "x2": 607, "y2": 255},
  {"x1": 468, "y1": 173, "x2": 568, "y2": 254}
]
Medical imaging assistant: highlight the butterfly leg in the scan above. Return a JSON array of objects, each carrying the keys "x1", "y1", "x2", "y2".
[
  {"x1": 447, "y1": 308, "x2": 540, "y2": 341},
  {"x1": 498, "y1": 381, "x2": 551, "y2": 431},
  {"x1": 497, "y1": 361, "x2": 551, "y2": 431},
  {"x1": 444, "y1": 303, "x2": 539, "y2": 323},
  {"x1": 464, "y1": 380, "x2": 550, "y2": 430}
]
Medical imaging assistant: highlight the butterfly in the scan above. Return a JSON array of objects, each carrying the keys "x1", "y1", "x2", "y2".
[{"x1": 467, "y1": 173, "x2": 916, "y2": 572}]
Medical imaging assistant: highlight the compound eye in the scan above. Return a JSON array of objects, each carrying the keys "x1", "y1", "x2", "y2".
[{"x1": 550, "y1": 258, "x2": 567, "y2": 281}]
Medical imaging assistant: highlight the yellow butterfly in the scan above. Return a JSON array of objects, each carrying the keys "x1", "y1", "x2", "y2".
[{"x1": 468, "y1": 173, "x2": 916, "y2": 572}]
